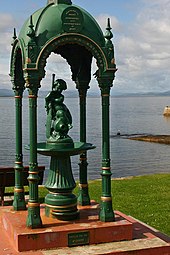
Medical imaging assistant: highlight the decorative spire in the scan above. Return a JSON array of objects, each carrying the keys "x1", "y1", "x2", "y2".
[
  {"x1": 104, "y1": 18, "x2": 116, "y2": 67},
  {"x1": 104, "y1": 18, "x2": 113, "y2": 40},
  {"x1": 26, "y1": 15, "x2": 38, "y2": 64},
  {"x1": 11, "y1": 28, "x2": 17, "y2": 46},
  {"x1": 47, "y1": 0, "x2": 72, "y2": 5},
  {"x1": 13, "y1": 28, "x2": 17, "y2": 40},
  {"x1": 27, "y1": 15, "x2": 35, "y2": 39}
]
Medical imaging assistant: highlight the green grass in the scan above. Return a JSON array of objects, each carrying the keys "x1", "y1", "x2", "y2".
[
  {"x1": 5, "y1": 173, "x2": 170, "y2": 236},
  {"x1": 87, "y1": 173, "x2": 170, "y2": 236}
]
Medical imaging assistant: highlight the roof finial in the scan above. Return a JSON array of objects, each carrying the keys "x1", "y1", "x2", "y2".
[
  {"x1": 13, "y1": 28, "x2": 17, "y2": 40},
  {"x1": 104, "y1": 18, "x2": 116, "y2": 66},
  {"x1": 27, "y1": 15, "x2": 35, "y2": 39},
  {"x1": 105, "y1": 18, "x2": 113, "y2": 40},
  {"x1": 47, "y1": 0, "x2": 72, "y2": 5},
  {"x1": 11, "y1": 28, "x2": 17, "y2": 46}
]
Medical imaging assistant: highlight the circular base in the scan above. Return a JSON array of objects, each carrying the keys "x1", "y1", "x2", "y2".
[
  {"x1": 45, "y1": 205, "x2": 79, "y2": 221},
  {"x1": 45, "y1": 193, "x2": 79, "y2": 221}
]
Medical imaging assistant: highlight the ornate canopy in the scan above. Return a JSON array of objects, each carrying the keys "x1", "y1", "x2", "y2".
[{"x1": 10, "y1": 0, "x2": 116, "y2": 93}]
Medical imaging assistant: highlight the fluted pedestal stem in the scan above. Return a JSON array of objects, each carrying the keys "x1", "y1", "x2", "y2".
[{"x1": 45, "y1": 155, "x2": 79, "y2": 220}]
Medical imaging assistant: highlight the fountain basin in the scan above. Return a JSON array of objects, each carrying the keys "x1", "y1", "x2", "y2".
[{"x1": 25, "y1": 142, "x2": 95, "y2": 156}]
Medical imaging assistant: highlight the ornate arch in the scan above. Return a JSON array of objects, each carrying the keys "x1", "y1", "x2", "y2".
[
  {"x1": 36, "y1": 34, "x2": 113, "y2": 80},
  {"x1": 10, "y1": 40, "x2": 25, "y2": 94}
]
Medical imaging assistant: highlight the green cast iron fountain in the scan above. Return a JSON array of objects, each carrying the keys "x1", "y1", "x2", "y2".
[
  {"x1": 36, "y1": 75, "x2": 95, "y2": 220},
  {"x1": 11, "y1": 0, "x2": 117, "y2": 228}
]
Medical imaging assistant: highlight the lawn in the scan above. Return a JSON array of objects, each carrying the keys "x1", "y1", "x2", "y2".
[{"x1": 86, "y1": 173, "x2": 170, "y2": 236}]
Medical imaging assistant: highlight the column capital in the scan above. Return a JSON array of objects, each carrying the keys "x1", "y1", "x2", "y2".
[
  {"x1": 12, "y1": 82, "x2": 25, "y2": 96},
  {"x1": 24, "y1": 71, "x2": 41, "y2": 96},
  {"x1": 97, "y1": 77, "x2": 113, "y2": 95},
  {"x1": 76, "y1": 80, "x2": 90, "y2": 96}
]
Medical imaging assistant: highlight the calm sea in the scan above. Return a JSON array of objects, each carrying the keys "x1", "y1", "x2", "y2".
[{"x1": 1, "y1": 96, "x2": 170, "y2": 181}]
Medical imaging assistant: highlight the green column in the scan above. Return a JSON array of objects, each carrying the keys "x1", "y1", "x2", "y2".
[
  {"x1": 13, "y1": 90, "x2": 26, "y2": 210},
  {"x1": 77, "y1": 87, "x2": 90, "y2": 206},
  {"x1": 26, "y1": 88, "x2": 42, "y2": 228},
  {"x1": 99, "y1": 83, "x2": 115, "y2": 222}
]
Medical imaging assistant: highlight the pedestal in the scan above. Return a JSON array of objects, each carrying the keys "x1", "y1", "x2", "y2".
[
  {"x1": 37, "y1": 142, "x2": 95, "y2": 221},
  {"x1": 45, "y1": 155, "x2": 79, "y2": 220}
]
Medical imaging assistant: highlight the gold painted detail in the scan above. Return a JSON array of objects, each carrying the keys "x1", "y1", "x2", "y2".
[
  {"x1": 80, "y1": 157, "x2": 87, "y2": 161},
  {"x1": 28, "y1": 95, "x2": 37, "y2": 98},
  {"x1": 52, "y1": 207, "x2": 76, "y2": 213},
  {"x1": 14, "y1": 188, "x2": 24, "y2": 193},
  {"x1": 111, "y1": 58, "x2": 115, "y2": 64},
  {"x1": 101, "y1": 196, "x2": 112, "y2": 202},
  {"x1": 14, "y1": 96, "x2": 22, "y2": 98},
  {"x1": 26, "y1": 57, "x2": 31, "y2": 63},
  {"x1": 102, "y1": 167, "x2": 111, "y2": 170},
  {"x1": 45, "y1": 203, "x2": 77, "y2": 209},
  {"x1": 27, "y1": 179, "x2": 39, "y2": 183},
  {"x1": 28, "y1": 202, "x2": 40, "y2": 207},
  {"x1": 79, "y1": 183, "x2": 88, "y2": 188},
  {"x1": 49, "y1": 191, "x2": 71, "y2": 195}
]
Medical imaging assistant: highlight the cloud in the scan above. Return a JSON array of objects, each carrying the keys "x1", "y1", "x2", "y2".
[
  {"x1": 0, "y1": 13, "x2": 15, "y2": 32},
  {"x1": 0, "y1": 13, "x2": 16, "y2": 54},
  {"x1": 0, "y1": 13, "x2": 16, "y2": 88},
  {"x1": 111, "y1": 0, "x2": 170, "y2": 93}
]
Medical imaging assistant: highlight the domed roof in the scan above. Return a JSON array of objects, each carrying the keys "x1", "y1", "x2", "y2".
[{"x1": 18, "y1": 0, "x2": 105, "y2": 49}]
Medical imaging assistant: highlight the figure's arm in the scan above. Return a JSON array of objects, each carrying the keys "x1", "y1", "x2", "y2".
[{"x1": 45, "y1": 92, "x2": 53, "y2": 112}]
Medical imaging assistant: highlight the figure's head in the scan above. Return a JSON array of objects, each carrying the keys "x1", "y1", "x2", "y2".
[{"x1": 53, "y1": 79, "x2": 67, "y2": 92}]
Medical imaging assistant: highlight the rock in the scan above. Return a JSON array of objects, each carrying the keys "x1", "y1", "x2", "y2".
[
  {"x1": 163, "y1": 106, "x2": 170, "y2": 116},
  {"x1": 129, "y1": 135, "x2": 170, "y2": 144}
]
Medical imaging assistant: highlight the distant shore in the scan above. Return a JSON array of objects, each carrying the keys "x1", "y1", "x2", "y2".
[{"x1": 129, "y1": 135, "x2": 170, "y2": 144}]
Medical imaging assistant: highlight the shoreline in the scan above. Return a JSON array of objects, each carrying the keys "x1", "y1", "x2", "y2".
[{"x1": 129, "y1": 135, "x2": 170, "y2": 144}]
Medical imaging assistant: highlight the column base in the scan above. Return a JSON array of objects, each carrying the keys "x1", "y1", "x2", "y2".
[
  {"x1": 26, "y1": 204, "x2": 42, "y2": 229},
  {"x1": 13, "y1": 191, "x2": 26, "y2": 211},
  {"x1": 99, "y1": 199, "x2": 115, "y2": 222},
  {"x1": 77, "y1": 184, "x2": 91, "y2": 206}
]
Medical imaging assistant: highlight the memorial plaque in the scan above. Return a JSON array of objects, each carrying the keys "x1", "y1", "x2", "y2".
[
  {"x1": 68, "y1": 231, "x2": 89, "y2": 246},
  {"x1": 62, "y1": 6, "x2": 84, "y2": 33}
]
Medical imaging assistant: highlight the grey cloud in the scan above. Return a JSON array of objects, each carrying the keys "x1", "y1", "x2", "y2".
[
  {"x1": 112, "y1": 0, "x2": 170, "y2": 93},
  {"x1": 0, "y1": 13, "x2": 15, "y2": 32}
]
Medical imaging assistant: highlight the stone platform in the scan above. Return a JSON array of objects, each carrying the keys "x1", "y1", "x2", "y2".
[{"x1": 0, "y1": 202, "x2": 170, "y2": 254}]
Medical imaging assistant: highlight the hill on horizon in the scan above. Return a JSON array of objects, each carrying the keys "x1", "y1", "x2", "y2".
[{"x1": 1, "y1": 88, "x2": 170, "y2": 97}]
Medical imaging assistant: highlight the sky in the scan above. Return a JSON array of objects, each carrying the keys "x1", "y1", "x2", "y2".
[{"x1": 1, "y1": 0, "x2": 170, "y2": 95}]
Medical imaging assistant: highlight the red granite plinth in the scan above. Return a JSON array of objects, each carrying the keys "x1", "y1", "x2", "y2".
[
  {"x1": 0, "y1": 202, "x2": 132, "y2": 252},
  {"x1": 0, "y1": 203, "x2": 170, "y2": 255}
]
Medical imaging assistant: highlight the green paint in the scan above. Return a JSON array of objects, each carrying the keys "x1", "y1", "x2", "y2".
[
  {"x1": 62, "y1": 6, "x2": 84, "y2": 33},
  {"x1": 36, "y1": 81, "x2": 95, "y2": 220}
]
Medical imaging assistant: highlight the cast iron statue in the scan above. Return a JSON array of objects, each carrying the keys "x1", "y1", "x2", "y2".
[{"x1": 45, "y1": 78, "x2": 73, "y2": 143}]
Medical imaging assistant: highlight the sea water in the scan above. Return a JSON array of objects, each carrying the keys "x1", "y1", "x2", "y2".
[{"x1": 1, "y1": 96, "x2": 170, "y2": 181}]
